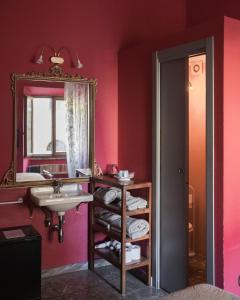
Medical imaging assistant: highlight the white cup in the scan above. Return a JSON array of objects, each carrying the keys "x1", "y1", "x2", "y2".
[{"x1": 118, "y1": 170, "x2": 129, "y2": 178}]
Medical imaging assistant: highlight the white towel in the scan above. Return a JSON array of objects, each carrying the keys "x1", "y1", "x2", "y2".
[
  {"x1": 94, "y1": 187, "x2": 131, "y2": 204},
  {"x1": 94, "y1": 188, "x2": 119, "y2": 204},
  {"x1": 109, "y1": 187, "x2": 131, "y2": 199},
  {"x1": 111, "y1": 225, "x2": 149, "y2": 239},
  {"x1": 118, "y1": 196, "x2": 147, "y2": 211},
  {"x1": 110, "y1": 217, "x2": 149, "y2": 239},
  {"x1": 95, "y1": 208, "x2": 149, "y2": 239},
  {"x1": 95, "y1": 208, "x2": 121, "y2": 223},
  {"x1": 95, "y1": 219, "x2": 110, "y2": 230}
]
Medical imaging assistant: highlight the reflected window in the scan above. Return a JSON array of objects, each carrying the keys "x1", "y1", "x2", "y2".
[
  {"x1": 55, "y1": 100, "x2": 67, "y2": 152},
  {"x1": 25, "y1": 96, "x2": 67, "y2": 157}
]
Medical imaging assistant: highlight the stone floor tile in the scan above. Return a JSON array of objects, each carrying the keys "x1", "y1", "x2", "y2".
[{"x1": 42, "y1": 265, "x2": 166, "y2": 300}]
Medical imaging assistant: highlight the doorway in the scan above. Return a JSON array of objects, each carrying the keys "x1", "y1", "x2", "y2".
[
  {"x1": 152, "y1": 38, "x2": 214, "y2": 292},
  {"x1": 188, "y1": 54, "x2": 206, "y2": 286}
]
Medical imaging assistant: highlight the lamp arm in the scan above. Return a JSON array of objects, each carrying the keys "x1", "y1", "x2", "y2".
[
  {"x1": 57, "y1": 46, "x2": 72, "y2": 58},
  {"x1": 57, "y1": 46, "x2": 82, "y2": 68},
  {"x1": 46, "y1": 45, "x2": 57, "y2": 56},
  {"x1": 37, "y1": 45, "x2": 57, "y2": 59}
]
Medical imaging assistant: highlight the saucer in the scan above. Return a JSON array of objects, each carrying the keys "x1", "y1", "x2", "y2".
[{"x1": 114, "y1": 175, "x2": 131, "y2": 181}]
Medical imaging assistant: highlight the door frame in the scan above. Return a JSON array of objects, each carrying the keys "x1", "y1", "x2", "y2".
[{"x1": 152, "y1": 37, "x2": 215, "y2": 289}]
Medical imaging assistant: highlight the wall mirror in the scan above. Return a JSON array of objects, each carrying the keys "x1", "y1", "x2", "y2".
[{"x1": 1, "y1": 72, "x2": 96, "y2": 187}]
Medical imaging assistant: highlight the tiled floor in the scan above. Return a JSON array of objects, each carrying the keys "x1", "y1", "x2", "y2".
[
  {"x1": 188, "y1": 255, "x2": 206, "y2": 286},
  {"x1": 42, "y1": 266, "x2": 167, "y2": 300}
]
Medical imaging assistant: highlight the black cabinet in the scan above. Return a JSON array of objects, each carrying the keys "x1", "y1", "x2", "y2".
[{"x1": 0, "y1": 225, "x2": 41, "y2": 300}]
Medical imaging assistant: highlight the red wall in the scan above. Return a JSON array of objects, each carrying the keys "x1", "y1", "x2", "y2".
[
  {"x1": 0, "y1": 0, "x2": 186, "y2": 269},
  {"x1": 118, "y1": 18, "x2": 224, "y2": 287},
  {"x1": 186, "y1": 0, "x2": 224, "y2": 27},
  {"x1": 185, "y1": 0, "x2": 240, "y2": 28},
  {"x1": 223, "y1": 16, "x2": 240, "y2": 295},
  {"x1": 224, "y1": 0, "x2": 240, "y2": 21}
]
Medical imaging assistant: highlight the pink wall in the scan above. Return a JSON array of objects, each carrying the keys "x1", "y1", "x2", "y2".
[
  {"x1": 0, "y1": 0, "x2": 186, "y2": 269},
  {"x1": 188, "y1": 55, "x2": 206, "y2": 257},
  {"x1": 223, "y1": 16, "x2": 240, "y2": 295},
  {"x1": 118, "y1": 18, "x2": 224, "y2": 287}
]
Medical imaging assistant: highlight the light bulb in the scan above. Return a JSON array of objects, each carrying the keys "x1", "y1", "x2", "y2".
[
  {"x1": 36, "y1": 54, "x2": 43, "y2": 64},
  {"x1": 76, "y1": 57, "x2": 83, "y2": 69}
]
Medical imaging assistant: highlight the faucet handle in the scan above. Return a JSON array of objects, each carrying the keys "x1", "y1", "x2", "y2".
[
  {"x1": 52, "y1": 180, "x2": 63, "y2": 193},
  {"x1": 53, "y1": 180, "x2": 63, "y2": 187},
  {"x1": 53, "y1": 180, "x2": 58, "y2": 187}
]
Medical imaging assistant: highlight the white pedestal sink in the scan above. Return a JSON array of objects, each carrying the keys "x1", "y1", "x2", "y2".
[{"x1": 30, "y1": 184, "x2": 93, "y2": 216}]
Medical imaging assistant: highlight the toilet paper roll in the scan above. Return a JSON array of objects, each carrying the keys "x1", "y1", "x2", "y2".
[
  {"x1": 130, "y1": 245, "x2": 141, "y2": 261},
  {"x1": 125, "y1": 248, "x2": 133, "y2": 263},
  {"x1": 119, "y1": 245, "x2": 141, "y2": 263}
]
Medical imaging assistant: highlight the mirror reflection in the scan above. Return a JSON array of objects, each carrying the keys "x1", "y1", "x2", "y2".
[{"x1": 15, "y1": 77, "x2": 95, "y2": 183}]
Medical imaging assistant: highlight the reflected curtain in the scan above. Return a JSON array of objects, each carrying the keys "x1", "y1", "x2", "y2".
[{"x1": 64, "y1": 82, "x2": 89, "y2": 177}]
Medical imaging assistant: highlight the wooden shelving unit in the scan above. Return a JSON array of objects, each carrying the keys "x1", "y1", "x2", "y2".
[{"x1": 88, "y1": 175, "x2": 152, "y2": 294}]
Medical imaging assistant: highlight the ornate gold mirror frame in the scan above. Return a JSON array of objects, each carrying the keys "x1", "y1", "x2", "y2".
[{"x1": 0, "y1": 71, "x2": 96, "y2": 188}]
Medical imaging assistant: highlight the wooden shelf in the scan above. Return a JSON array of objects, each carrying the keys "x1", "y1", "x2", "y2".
[
  {"x1": 93, "y1": 200, "x2": 120, "y2": 214},
  {"x1": 93, "y1": 200, "x2": 150, "y2": 216},
  {"x1": 93, "y1": 223, "x2": 150, "y2": 243},
  {"x1": 94, "y1": 248, "x2": 120, "y2": 268},
  {"x1": 127, "y1": 208, "x2": 150, "y2": 216},
  {"x1": 92, "y1": 175, "x2": 151, "y2": 190},
  {"x1": 88, "y1": 176, "x2": 152, "y2": 294},
  {"x1": 94, "y1": 248, "x2": 150, "y2": 271}
]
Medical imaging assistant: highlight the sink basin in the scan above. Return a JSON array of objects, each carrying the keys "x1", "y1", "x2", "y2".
[{"x1": 30, "y1": 184, "x2": 93, "y2": 216}]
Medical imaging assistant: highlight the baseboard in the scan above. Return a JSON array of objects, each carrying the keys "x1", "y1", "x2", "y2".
[{"x1": 41, "y1": 259, "x2": 110, "y2": 278}]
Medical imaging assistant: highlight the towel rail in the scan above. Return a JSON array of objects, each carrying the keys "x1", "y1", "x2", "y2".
[{"x1": 0, "y1": 198, "x2": 23, "y2": 206}]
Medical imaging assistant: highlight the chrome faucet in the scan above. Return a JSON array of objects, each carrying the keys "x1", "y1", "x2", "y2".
[{"x1": 53, "y1": 181, "x2": 63, "y2": 194}]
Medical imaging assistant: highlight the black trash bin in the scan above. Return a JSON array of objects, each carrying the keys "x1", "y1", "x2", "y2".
[{"x1": 0, "y1": 225, "x2": 41, "y2": 300}]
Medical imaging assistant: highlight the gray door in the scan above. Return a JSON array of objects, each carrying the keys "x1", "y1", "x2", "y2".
[{"x1": 160, "y1": 58, "x2": 188, "y2": 292}]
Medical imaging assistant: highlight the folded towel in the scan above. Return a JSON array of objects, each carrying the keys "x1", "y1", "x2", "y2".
[
  {"x1": 95, "y1": 208, "x2": 149, "y2": 239},
  {"x1": 110, "y1": 187, "x2": 131, "y2": 199},
  {"x1": 96, "y1": 218, "x2": 111, "y2": 230},
  {"x1": 110, "y1": 217, "x2": 149, "y2": 239},
  {"x1": 117, "y1": 196, "x2": 147, "y2": 211},
  {"x1": 95, "y1": 208, "x2": 121, "y2": 223},
  {"x1": 95, "y1": 240, "x2": 132, "y2": 250},
  {"x1": 94, "y1": 187, "x2": 131, "y2": 204},
  {"x1": 111, "y1": 225, "x2": 149, "y2": 239},
  {"x1": 94, "y1": 188, "x2": 119, "y2": 204}
]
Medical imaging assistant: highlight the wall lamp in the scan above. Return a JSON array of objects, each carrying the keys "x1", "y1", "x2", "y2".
[{"x1": 35, "y1": 45, "x2": 83, "y2": 74}]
